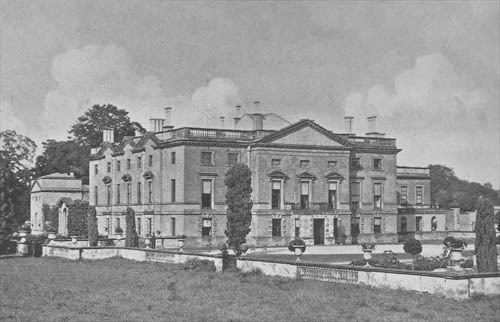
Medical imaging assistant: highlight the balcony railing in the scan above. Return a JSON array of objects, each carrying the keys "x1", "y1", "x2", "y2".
[
  {"x1": 397, "y1": 167, "x2": 430, "y2": 176},
  {"x1": 347, "y1": 136, "x2": 396, "y2": 147},
  {"x1": 169, "y1": 127, "x2": 276, "y2": 141},
  {"x1": 290, "y1": 202, "x2": 334, "y2": 211}
]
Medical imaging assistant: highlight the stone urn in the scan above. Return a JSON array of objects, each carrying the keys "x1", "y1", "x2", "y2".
[
  {"x1": 363, "y1": 249, "x2": 373, "y2": 263},
  {"x1": 47, "y1": 232, "x2": 57, "y2": 240},
  {"x1": 71, "y1": 236, "x2": 78, "y2": 244},
  {"x1": 293, "y1": 245, "x2": 304, "y2": 262},
  {"x1": 177, "y1": 238, "x2": 186, "y2": 253}
]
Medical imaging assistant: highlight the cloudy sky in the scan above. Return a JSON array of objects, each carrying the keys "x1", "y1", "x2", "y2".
[{"x1": 1, "y1": 1, "x2": 499, "y2": 187}]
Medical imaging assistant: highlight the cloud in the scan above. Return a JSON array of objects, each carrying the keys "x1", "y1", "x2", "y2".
[
  {"x1": 40, "y1": 44, "x2": 244, "y2": 140},
  {"x1": 1, "y1": 100, "x2": 30, "y2": 136},
  {"x1": 343, "y1": 53, "x2": 499, "y2": 186}
]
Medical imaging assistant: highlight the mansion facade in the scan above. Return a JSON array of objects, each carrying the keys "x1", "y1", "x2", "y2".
[{"x1": 89, "y1": 113, "x2": 442, "y2": 246}]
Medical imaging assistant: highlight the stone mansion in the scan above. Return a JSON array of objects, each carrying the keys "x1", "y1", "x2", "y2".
[{"x1": 89, "y1": 109, "x2": 442, "y2": 246}]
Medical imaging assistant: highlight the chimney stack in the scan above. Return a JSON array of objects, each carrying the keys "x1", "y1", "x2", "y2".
[
  {"x1": 252, "y1": 113, "x2": 264, "y2": 131},
  {"x1": 253, "y1": 100, "x2": 260, "y2": 111},
  {"x1": 163, "y1": 107, "x2": 174, "y2": 130},
  {"x1": 102, "y1": 128, "x2": 114, "y2": 143},
  {"x1": 344, "y1": 116, "x2": 354, "y2": 134},
  {"x1": 149, "y1": 118, "x2": 165, "y2": 132},
  {"x1": 219, "y1": 116, "x2": 225, "y2": 129},
  {"x1": 233, "y1": 105, "x2": 242, "y2": 129},
  {"x1": 367, "y1": 116, "x2": 376, "y2": 133}
]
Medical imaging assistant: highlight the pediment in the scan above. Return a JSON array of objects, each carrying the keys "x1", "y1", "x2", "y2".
[
  {"x1": 267, "y1": 170, "x2": 289, "y2": 180},
  {"x1": 297, "y1": 171, "x2": 317, "y2": 180},
  {"x1": 324, "y1": 171, "x2": 344, "y2": 181},
  {"x1": 257, "y1": 120, "x2": 351, "y2": 147},
  {"x1": 31, "y1": 181, "x2": 42, "y2": 192}
]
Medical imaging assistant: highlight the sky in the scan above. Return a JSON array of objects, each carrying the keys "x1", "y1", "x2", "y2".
[{"x1": 0, "y1": 0, "x2": 499, "y2": 187}]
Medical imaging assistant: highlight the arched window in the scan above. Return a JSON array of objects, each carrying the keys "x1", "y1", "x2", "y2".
[{"x1": 400, "y1": 216, "x2": 407, "y2": 234}]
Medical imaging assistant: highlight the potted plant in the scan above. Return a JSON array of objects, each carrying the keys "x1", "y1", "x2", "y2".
[
  {"x1": 115, "y1": 226, "x2": 124, "y2": 239},
  {"x1": 18, "y1": 223, "x2": 31, "y2": 237},
  {"x1": 288, "y1": 238, "x2": 306, "y2": 261},
  {"x1": 443, "y1": 236, "x2": 467, "y2": 264},
  {"x1": 403, "y1": 238, "x2": 422, "y2": 270},
  {"x1": 361, "y1": 242, "x2": 376, "y2": 264}
]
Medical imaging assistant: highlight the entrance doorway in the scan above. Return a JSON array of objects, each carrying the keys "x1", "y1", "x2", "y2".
[
  {"x1": 313, "y1": 219, "x2": 325, "y2": 245},
  {"x1": 351, "y1": 218, "x2": 360, "y2": 245}
]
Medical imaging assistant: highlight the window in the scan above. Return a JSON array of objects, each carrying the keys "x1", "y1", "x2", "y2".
[
  {"x1": 147, "y1": 218, "x2": 153, "y2": 236},
  {"x1": 328, "y1": 182, "x2": 337, "y2": 209},
  {"x1": 116, "y1": 160, "x2": 121, "y2": 171},
  {"x1": 137, "y1": 156, "x2": 142, "y2": 169},
  {"x1": 373, "y1": 158, "x2": 382, "y2": 170},
  {"x1": 416, "y1": 186, "x2": 423, "y2": 205},
  {"x1": 106, "y1": 184, "x2": 111, "y2": 206},
  {"x1": 400, "y1": 186, "x2": 408, "y2": 205},
  {"x1": 295, "y1": 218, "x2": 300, "y2": 237},
  {"x1": 126, "y1": 183, "x2": 131, "y2": 204},
  {"x1": 202, "y1": 218, "x2": 212, "y2": 236},
  {"x1": 127, "y1": 159, "x2": 131, "y2": 170},
  {"x1": 400, "y1": 216, "x2": 407, "y2": 234},
  {"x1": 171, "y1": 179, "x2": 176, "y2": 202},
  {"x1": 328, "y1": 160, "x2": 337, "y2": 168},
  {"x1": 272, "y1": 218, "x2": 281, "y2": 237},
  {"x1": 137, "y1": 182, "x2": 142, "y2": 205},
  {"x1": 352, "y1": 158, "x2": 361, "y2": 168},
  {"x1": 148, "y1": 155, "x2": 153, "y2": 167},
  {"x1": 350, "y1": 182, "x2": 360, "y2": 211},
  {"x1": 171, "y1": 151, "x2": 176, "y2": 164},
  {"x1": 107, "y1": 162, "x2": 111, "y2": 173},
  {"x1": 300, "y1": 181, "x2": 309, "y2": 209},
  {"x1": 94, "y1": 186, "x2": 98, "y2": 205},
  {"x1": 201, "y1": 151, "x2": 213, "y2": 166},
  {"x1": 147, "y1": 180, "x2": 153, "y2": 203},
  {"x1": 201, "y1": 179, "x2": 212, "y2": 208},
  {"x1": 271, "y1": 159, "x2": 281, "y2": 167},
  {"x1": 171, "y1": 218, "x2": 176, "y2": 237},
  {"x1": 374, "y1": 183, "x2": 382, "y2": 209},
  {"x1": 416, "y1": 216, "x2": 422, "y2": 232},
  {"x1": 374, "y1": 217, "x2": 381, "y2": 234},
  {"x1": 116, "y1": 184, "x2": 120, "y2": 204},
  {"x1": 94, "y1": 164, "x2": 98, "y2": 175},
  {"x1": 227, "y1": 152, "x2": 238, "y2": 166},
  {"x1": 137, "y1": 218, "x2": 141, "y2": 236},
  {"x1": 105, "y1": 217, "x2": 110, "y2": 233},
  {"x1": 271, "y1": 181, "x2": 281, "y2": 209},
  {"x1": 300, "y1": 160, "x2": 310, "y2": 168},
  {"x1": 115, "y1": 218, "x2": 120, "y2": 231}
]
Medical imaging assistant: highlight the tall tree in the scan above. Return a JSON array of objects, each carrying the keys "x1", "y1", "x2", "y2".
[
  {"x1": 69, "y1": 104, "x2": 145, "y2": 148},
  {"x1": 67, "y1": 200, "x2": 89, "y2": 238},
  {"x1": 475, "y1": 197, "x2": 498, "y2": 272},
  {"x1": 224, "y1": 164, "x2": 253, "y2": 256},
  {"x1": 125, "y1": 207, "x2": 138, "y2": 248},
  {"x1": 0, "y1": 130, "x2": 37, "y2": 173}
]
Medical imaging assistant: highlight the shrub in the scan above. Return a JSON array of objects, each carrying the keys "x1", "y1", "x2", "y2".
[
  {"x1": 87, "y1": 206, "x2": 98, "y2": 247},
  {"x1": 125, "y1": 207, "x2": 138, "y2": 247},
  {"x1": 361, "y1": 242, "x2": 375, "y2": 251},
  {"x1": 67, "y1": 200, "x2": 88, "y2": 237},
  {"x1": 475, "y1": 197, "x2": 498, "y2": 272},
  {"x1": 224, "y1": 164, "x2": 253, "y2": 256},
  {"x1": 404, "y1": 238, "x2": 422, "y2": 255},
  {"x1": 461, "y1": 258, "x2": 474, "y2": 269},
  {"x1": 183, "y1": 259, "x2": 216, "y2": 272},
  {"x1": 443, "y1": 236, "x2": 467, "y2": 249},
  {"x1": 413, "y1": 256, "x2": 448, "y2": 271},
  {"x1": 115, "y1": 226, "x2": 123, "y2": 234},
  {"x1": 288, "y1": 238, "x2": 306, "y2": 253}
]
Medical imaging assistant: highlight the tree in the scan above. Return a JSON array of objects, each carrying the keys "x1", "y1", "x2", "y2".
[
  {"x1": 224, "y1": 164, "x2": 253, "y2": 256},
  {"x1": 429, "y1": 164, "x2": 499, "y2": 211},
  {"x1": 403, "y1": 238, "x2": 422, "y2": 270},
  {"x1": 0, "y1": 130, "x2": 37, "y2": 228},
  {"x1": 67, "y1": 200, "x2": 89, "y2": 238},
  {"x1": 87, "y1": 206, "x2": 98, "y2": 247},
  {"x1": 475, "y1": 197, "x2": 498, "y2": 272},
  {"x1": 125, "y1": 207, "x2": 138, "y2": 247},
  {"x1": 69, "y1": 104, "x2": 145, "y2": 148},
  {"x1": 0, "y1": 158, "x2": 15, "y2": 254},
  {"x1": 34, "y1": 140, "x2": 90, "y2": 184}
]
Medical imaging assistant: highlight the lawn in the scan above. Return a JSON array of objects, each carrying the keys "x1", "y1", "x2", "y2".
[{"x1": 1, "y1": 257, "x2": 499, "y2": 322}]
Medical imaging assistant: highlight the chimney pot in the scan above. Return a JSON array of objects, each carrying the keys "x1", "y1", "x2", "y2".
[
  {"x1": 219, "y1": 116, "x2": 225, "y2": 128},
  {"x1": 163, "y1": 107, "x2": 174, "y2": 130},
  {"x1": 343, "y1": 116, "x2": 354, "y2": 134},
  {"x1": 102, "y1": 128, "x2": 114, "y2": 143},
  {"x1": 252, "y1": 113, "x2": 264, "y2": 131}
]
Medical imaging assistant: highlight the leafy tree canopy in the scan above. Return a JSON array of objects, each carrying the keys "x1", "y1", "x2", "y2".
[
  {"x1": 34, "y1": 140, "x2": 90, "y2": 184},
  {"x1": 69, "y1": 104, "x2": 145, "y2": 148},
  {"x1": 430, "y1": 164, "x2": 499, "y2": 211},
  {"x1": 0, "y1": 130, "x2": 37, "y2": 173}
]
